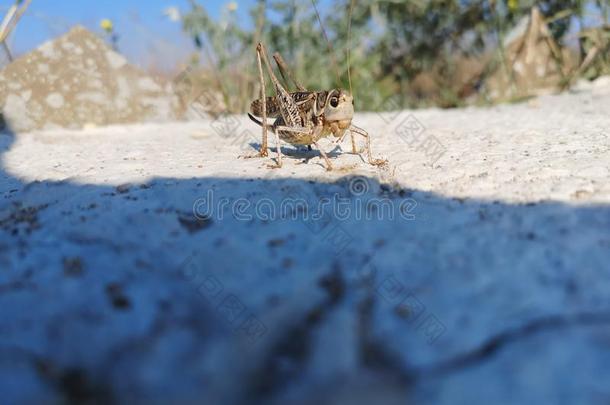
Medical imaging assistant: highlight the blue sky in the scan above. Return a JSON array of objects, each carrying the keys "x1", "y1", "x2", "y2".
[{"x1": 3, "y1": 0, "x2": 257, "y2": 71}]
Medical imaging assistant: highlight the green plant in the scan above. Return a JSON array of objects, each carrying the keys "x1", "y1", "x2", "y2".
[{"x1": 180, "y1": 0, "x2": 601, "y2": 112}]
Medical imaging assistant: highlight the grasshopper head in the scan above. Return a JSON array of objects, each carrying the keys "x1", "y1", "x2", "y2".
[{"x1": 323, "y1": 89, "x2": 354, "y2": 132}]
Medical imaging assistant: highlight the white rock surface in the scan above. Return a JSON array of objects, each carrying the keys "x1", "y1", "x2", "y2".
[{"x1": 0, "y1": 87, "x2": 609, "y2": 404}]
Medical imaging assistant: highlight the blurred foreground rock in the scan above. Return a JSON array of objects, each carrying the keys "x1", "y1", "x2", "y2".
[
  {"x1": 0, "y1": 25, "x2": 181, "y2": 132},
  {"x1": 0, "y1": 87, "x2": 609, "y2": 404}
]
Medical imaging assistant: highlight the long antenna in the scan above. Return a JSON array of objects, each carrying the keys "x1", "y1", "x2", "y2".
[
  {"x1": 310, "y1": 0, "x2": 341, "y2": 85},
  {"x1": 347, "y1": 0, "x2": 354, "y2": 94}
]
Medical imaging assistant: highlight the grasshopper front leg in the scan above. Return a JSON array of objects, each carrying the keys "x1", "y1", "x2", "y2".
[
  {"x1": 350, "y1": 131, "x2": 358, "y2": 154},
  {"x1": 314, "y1": 141, "x2": 333, "y2": 171},
  {"x1": 334, "y1": 125, "x2": 359, "y2": 154},
  {"x1": 350, "y1": 125, "x2": 387, "y2": 167}
]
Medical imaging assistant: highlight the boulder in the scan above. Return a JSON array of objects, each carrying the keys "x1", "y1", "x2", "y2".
[{"x1": 0, "y1": 25, "x2": 181, "y2": 132}]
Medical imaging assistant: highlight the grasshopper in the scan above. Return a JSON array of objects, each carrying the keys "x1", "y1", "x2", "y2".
[{"x1": 247, "y1": 42, "x2": 387, "y2": 171}]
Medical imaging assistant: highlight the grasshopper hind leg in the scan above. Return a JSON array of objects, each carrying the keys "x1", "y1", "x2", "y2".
[
  {"x1": 272, "y1": 128, "x2": 283, "y2": 168},
  {"x1": 273, "y1": 52, "x2": 307, "y2": 92},
  {"x1": 254, "y1": 43, "x2": 284, "y2": 167},
  {"x1": 255, "y1": 44, "x2": 268, "y2": 158}
]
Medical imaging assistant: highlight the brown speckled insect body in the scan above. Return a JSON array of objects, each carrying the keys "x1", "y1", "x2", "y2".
[{"x1": 247, "y1": 43, "x2": 386, "y2": 170}]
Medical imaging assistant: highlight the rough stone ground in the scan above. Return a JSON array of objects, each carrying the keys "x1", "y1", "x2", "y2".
[{"x1": 0, "y1": 83, "x2": 609, "y2": 404}]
